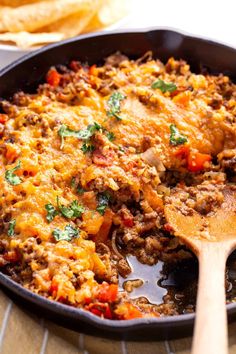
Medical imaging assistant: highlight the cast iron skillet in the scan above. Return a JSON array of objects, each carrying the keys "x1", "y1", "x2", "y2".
[{"x1": 0, "y1": 28, "x2": 236, "y2": 340}]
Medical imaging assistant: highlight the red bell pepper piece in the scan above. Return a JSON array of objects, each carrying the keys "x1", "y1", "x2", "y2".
[
  {"x1": 187, "y1": 152, "x2": 211, "y2": 172},
  {"x1": 89, "y1": 64, "x2": 98, "y2": 76},
  {"x1": 97, "y1": 282, "x2": 118, "y2": 303},
  {"x1": 92, "y1": 149, "x2": 114, "y2": 166},
  {"x1": 46, "y1": 68, "x2": 61, "y2": 87},
  {"x1": 86, "y1": 302, "x2": 113, "y2": 319},
  {"x1": 0, "y1": 114, "x2": 7, "y2": 124}
]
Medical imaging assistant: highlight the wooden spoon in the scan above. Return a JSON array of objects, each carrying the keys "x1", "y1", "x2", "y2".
[{"x1": 164, "y1": 185, "x2": 236, "y2": 354}]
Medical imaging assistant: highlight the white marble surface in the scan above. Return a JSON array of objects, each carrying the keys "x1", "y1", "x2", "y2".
[
  {"x1": 126, "y1": 0, "x2": 235, "y2": 48},
  {"x1": 0, "y1": 0, "x2": 235, "y2": 69}
]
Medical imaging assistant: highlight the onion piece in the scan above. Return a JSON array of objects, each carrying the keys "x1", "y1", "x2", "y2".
[{"x1": 141, "y1": 147, "x2": 165, "y2": 172}]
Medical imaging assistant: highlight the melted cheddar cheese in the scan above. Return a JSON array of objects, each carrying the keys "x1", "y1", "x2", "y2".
[{"x1": 0, "y1": 53, "x2": 235, "y2": 319}]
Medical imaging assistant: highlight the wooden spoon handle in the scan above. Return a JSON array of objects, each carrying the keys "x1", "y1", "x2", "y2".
[{"x1": 192, "y1": 243, "x2": 228, "y2": 354}]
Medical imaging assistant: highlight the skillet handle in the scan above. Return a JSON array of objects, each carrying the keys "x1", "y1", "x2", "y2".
[{"x1": 192, "y1": 242, "x2": 229, "y2": 354}]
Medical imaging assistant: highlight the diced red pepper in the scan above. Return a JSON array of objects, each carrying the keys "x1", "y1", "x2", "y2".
[
  {"x1": 104, "y1": 304, "x2": 112, "y2": 319},
  {"x1": 121, "y1": 208, "x2": 134, "y2": 228},
  {"x1": 84, "y1": 297, "x2": 91, "y2": 305},
  {"x1": 163, "y1": 223, "x2": 174, "y2": 233},
  {"x1": 97, "y1": 282, "x2": 118, "y2": 303},
  {"x1": 118, "y1": 303, "x2": 143, "y2": 320},
  {"x1": 174, "y1": 146, "x2": 211, "y2": 173},
  {"x1": 58, "y1": 296, "x2": 66, "y2": 303},
  {"x1": 187, "y1": 152, "x2": 211, "y2": 172},
  {"x1": 70, "y1": 60, "x2": 81, "y2": 72},
  {"x1": 123, "y1": 217, "x2": 134, "y2": 228},
  {"x1": 92, "y1": 149, "x2": 114, "y2": 167},
  {"x1": 174, "y1": 145, "x2": 190, "y2": 159},
  {"x1": 89, "y1": 64, "x2": 98, "y2": 76},
  {"x1": 86, "y1": 302, "x2": 113, "y2": 319},
  {"x1": 46, "y1": 68, "x2": 61, "y2": 87},
  {"x1": 49, "y1": 279, "x2": 58, "y2": 296},
  {"x1": 0, "y1": 114, "x2": 7, "y2": 124},
  {"x1": 89, "y1": 306, "x2": 102, "y2": 317},
  {"x1": 3, "y1": 250, "x2": 19, "y2": 263}
]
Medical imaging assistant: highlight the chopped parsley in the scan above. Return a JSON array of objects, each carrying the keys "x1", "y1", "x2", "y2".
[
  {"x1": 151, "y1": 79, "x2": 177, "y2": 93},
  {"x1": 45, "y1": 203, "x2": 58, "y2": 222},
  {"x1": 5, "y1": 160, "x2": 22, "y2": 186},
  {"x1": 96, "y1": 192, "x2": 111, "y2": 215},
  {"x1": 57, "y1": 197, "x2": 85, "y2": 219},
  {"x1": 107, "y1": 92, "x2": 126, "y2": 120},
  {"x1": 8, "y1": 219, "x2": 16, "y2": 236},
  {"x1": 169, "y1": 124, "x2": 188, "y2": 146},
  {"x1": 106, "y1": 131, "x2": 115, "y2": 141},
  {"x1": 58, "y1": 122, "x2": 101, "y2": 149},
  {"x1": 52, "y1": 224, "x2": 79, "y2": 242}
]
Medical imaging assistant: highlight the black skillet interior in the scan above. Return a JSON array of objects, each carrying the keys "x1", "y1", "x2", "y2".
[{"x1": 0, "y1": 28, "x2": 236, "y2": 340}]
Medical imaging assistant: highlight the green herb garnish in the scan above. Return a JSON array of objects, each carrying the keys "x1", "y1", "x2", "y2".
[
  {"x1": 81, "y1": 142, "x2": 95, "y2": 154},
  {"x1": 58, "y1": 122, "x2": 101, "y2": 148},
  {"x1": 8, "y1": 219, "x2": 16, "y2": 236},
  {"x1": 169, "y1": 124, "x2": 188, "y2": 146},
  {"x1": 71, "y1": 177, "x2": 77, "y2": 188},
  {"x1": 52, "y1": 224, "x2": 79, "y2": 242},
  {"x1": 57, "y1": 197, "x2": 85, "y2": 219},
  {"x1": 5, "y1": 161, "x2": 22, "y2": 186},
  {"x1": 71, "y1": 177, "x2": 85, "y2": 195},
  {"x1": 106, "y1": 132, "x2": 115, "y2": 141},
  {"x1": 45, "y1": 203, "x2": 58, "y2": 223},
  {"x1": 96, "y1": 192, "x2": 110, "y2": 215},
  {"x1": 151, "y1": 79, "x2": 177, "y2": 93},
  {"x1": 107, "y1": 92, "x2": 126, "y2": 120},
  {"x1": 77, "y1": 184, "x2": 85, "y2": 195}
]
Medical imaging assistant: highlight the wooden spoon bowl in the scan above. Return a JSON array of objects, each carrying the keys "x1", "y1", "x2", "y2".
[{"x1": 165, "y1": 185, "x2": 236, "y2": 354}]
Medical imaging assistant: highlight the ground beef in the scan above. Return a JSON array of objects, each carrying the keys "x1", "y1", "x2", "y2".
[{"x1": 0, "y1": 52, "x2": 235, "y2": 320}]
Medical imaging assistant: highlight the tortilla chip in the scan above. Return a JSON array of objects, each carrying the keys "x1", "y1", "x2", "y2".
[
  {"x1": 0, "y1": 31, "x2": 64, "y2": 48},
  {"x1": 39, "y1": 0, "x2": 102, "y2": 38},
  {"x1": 0, "y1": 0, "x2": 96, "y2": 33},
  {"x1": 0, "y1": 0, "x2": 42, "y2": 7},
  {"x1": 84, "y1": 0, "x2": 129, "y2": 32}
]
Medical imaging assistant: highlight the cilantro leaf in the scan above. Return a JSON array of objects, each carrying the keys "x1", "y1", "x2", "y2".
[
  {"x1": 8, "y1": 219, "x2": 16, "y2": 237},
  {"x1": 5, "y1": 161, "x2": 22, "y2": 186},
  {"x1": 58, "y1": 122, "x2": 101, "y2": 148},
  {"x1": 118, "y1": 146, "x2": 125, "y2": 152},
  {"x1": 96, "y1": 192, "x2": 110, "y2": 215},
  {"x1": 57, "y1": 197, "x2": 85, "y2": 219},
  {"x1": 151, "y1": 79, "x2": 177, "y2": 93},
  {"x1": 45, "y1": 203, "x2": 58, "y2": 222},
  {"x1": 81, "y1": 142, "x2": 95, "y2": 154},
  {"x1": 52, "y1": 224, "x2": 79, "y2": 242},
  {"x1": 169, "y1": 124, "x2": 188, "y2": 146},
  {"x1": 69, "y1": 200, "x2": 85, "y2": 218},
  {"x1": 107, "y1": 92, "x2": 126, "y2": 120},
  {"x1": 106, "y1": 132, "x2": 115, "y2": 141}
]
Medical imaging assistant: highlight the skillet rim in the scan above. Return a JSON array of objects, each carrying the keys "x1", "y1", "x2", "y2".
[
  {"x1": 0, "y1": 27, "x2": 236, "y2": 332},
  {"x1": 0, "y1": 25, "x2": 236, "y2": 77}
]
